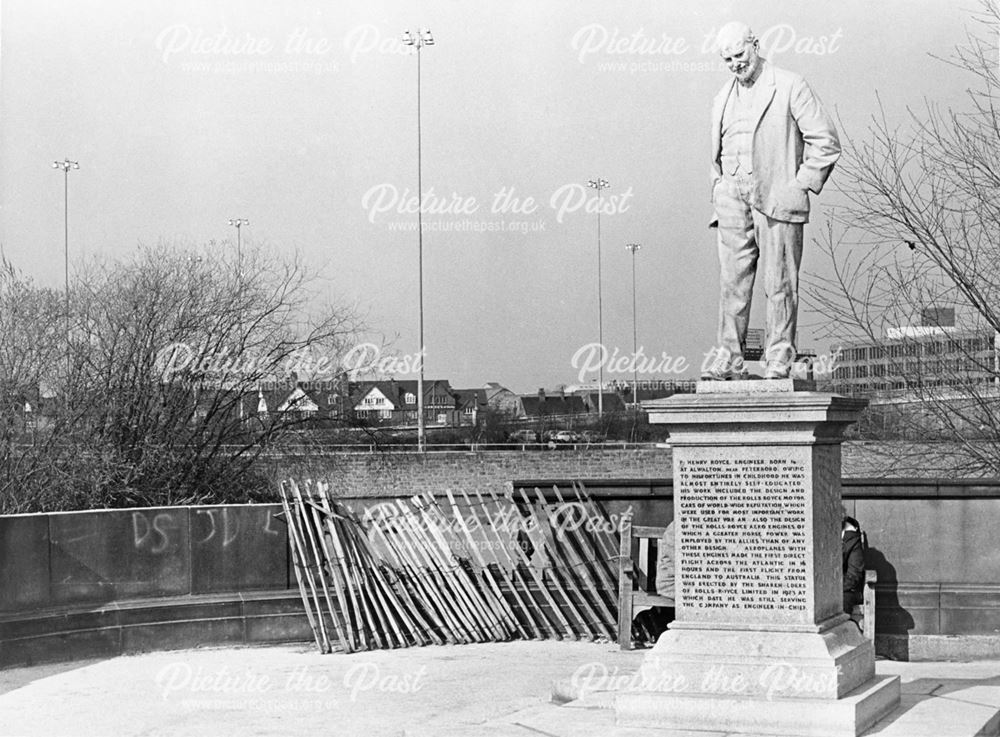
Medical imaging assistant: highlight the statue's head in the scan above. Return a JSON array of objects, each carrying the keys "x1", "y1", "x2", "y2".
[{"x1": 716, "y1": 22, "x2": 761, "y2": 85}]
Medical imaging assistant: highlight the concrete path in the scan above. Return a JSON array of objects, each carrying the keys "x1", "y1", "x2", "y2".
[{"x1": 1, "y1": 642, "x2": 998, "y2": 736}]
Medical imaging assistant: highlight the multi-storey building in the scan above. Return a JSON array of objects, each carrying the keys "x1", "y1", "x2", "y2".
[{"x1": 829, "y1": 327, "x2": 997, "y2": 396}]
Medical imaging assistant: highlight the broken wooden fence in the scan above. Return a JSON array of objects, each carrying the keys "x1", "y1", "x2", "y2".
[{"x1": 277, "y1": 479, "x2": 623, "y2": 653}]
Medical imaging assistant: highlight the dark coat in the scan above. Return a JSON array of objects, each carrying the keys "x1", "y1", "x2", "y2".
[{"x1": 842, "y1": 530, "x2": 865, "y2": 594}]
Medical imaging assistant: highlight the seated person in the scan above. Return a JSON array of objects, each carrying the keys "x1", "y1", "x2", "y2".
[
  {"x1": 632, "y1": 521, "x2": 675, "y2": 643},
  {"x1": 842, "y1": 515, "x2": 865, "y2": 615}
]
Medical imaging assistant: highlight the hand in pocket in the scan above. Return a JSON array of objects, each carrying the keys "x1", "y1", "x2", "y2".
[{"x1": 775, "y1": 180, "x2": 809, "y2": 213}]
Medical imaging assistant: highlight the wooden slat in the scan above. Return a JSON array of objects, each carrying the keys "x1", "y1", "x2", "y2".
[
  {"x1": 863, "y1": 569, "x2": 878, "y2": 642},
  {"x1": 278, "y1": 482, "x2": 325, "y2": 652},
  {"x1": 634, "y1": 592, "x2": 674, "y2": 608},
  {"x1": 618, "y1": 512, "x2": 634, "y2": 650}
]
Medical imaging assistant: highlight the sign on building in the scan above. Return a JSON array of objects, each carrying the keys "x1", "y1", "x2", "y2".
[{"x1": 921, "y1": 307, "x2": 955, "y2": 327}]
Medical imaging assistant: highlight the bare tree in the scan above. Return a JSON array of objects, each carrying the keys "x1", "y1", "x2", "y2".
[
  {"x1": 0, "y1": 261, "x2": 76, "y2": 509},
  {"x1": 805, "y1": 2, "x2": 1000, "y2": 474},
  {"x1": 0, "y1": 242, "x2": 366, "y2": 512}
]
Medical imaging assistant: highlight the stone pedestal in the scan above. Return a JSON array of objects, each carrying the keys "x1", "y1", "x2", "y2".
[{"x1": 616, "y1": 383, "x2": 900, "y2": 737}]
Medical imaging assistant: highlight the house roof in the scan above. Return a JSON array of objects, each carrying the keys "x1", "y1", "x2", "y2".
[
  {"x1": 351, "y1": 382, "x2": 400, "y2": 409},
  {"x1": 0, "y1": 382, "x2": 46, "y2": 414},
  {"x1": 583, "y1": 392, "x2": 627, "y2": 413},
  {"x1": 232, "y1": 381, "x2": 350, "y2": 417},
  {"x1": 298, "y1": 385, "x2": 344, "y2": 412},
  {"x1": 453, "y1": 388, "x2": 488, "y2": 409},
  {"x1": 484, "y1": 382, "x2": 514, "y2": 401},
  {"x1": 350, "y1": 379, "x2": 457, "y2": 409},
  {"x1": 277, "y1": 386, "x2": 325, "y2": 413},
  {"x1": 519, "y1": 394, "x2": 588, "y2": 416}
]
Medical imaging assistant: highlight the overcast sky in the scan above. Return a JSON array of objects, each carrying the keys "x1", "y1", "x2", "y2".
[{"x1": 0, "y1": 1, "x2": 976, "y2": 393}]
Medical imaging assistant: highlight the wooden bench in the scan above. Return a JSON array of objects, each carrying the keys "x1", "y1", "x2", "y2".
[
  {"x1": 853, "y1": 569, "x2": 877, "y2": 643},
  {"x1": 617, "y1": 516, "x2": 877, "y2": 650},
  {"x1": 618, "y1": 518, "x2": 672, "y2": 650}
]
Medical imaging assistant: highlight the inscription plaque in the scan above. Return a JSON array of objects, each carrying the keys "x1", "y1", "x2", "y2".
[{"x1": 676, "y1": 452, "x2": 810, "y2": 619}]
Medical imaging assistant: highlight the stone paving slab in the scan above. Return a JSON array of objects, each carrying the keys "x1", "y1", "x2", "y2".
[
  {"x1": 1, "y1": 643, "x2": 999, "y2": 736},
  {"x1": 492, "y1": 689, "x2": 1000, "y2": 737},
  {"x1": 521, "y1": 661, "x2": 1000, "y2": 737}
]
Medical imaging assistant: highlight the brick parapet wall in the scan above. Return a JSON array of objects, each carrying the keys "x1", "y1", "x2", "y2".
[
  {"x1": 272, "y1": 448, "x2": 675, "y2": 498},
  {"x1": 267, "y1": 441, "x2": 988, "y2": 499}
]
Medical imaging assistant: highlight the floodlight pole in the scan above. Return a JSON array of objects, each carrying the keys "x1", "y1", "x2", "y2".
[
  {"x1": 228, "y1": 218, "x2": 249, "y2": 273},
  {"x1": 587, "y1": 178, "x2": 609, "y2": 416},
  {"x1": 403, "y1": 27, "x2": 434, "y2": 451},
  {"x1": 53, "y1": 158, "x2": 79, "y2": 406},
  {"x1": 625, "y1": 243, "x2": 643, "y2": 407}
]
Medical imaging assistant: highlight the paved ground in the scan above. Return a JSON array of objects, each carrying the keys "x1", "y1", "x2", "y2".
[{"x1": 1, "y1": 642, "x2": 999, "y2": 736}]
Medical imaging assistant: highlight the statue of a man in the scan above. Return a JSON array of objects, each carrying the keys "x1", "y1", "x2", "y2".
[{"x1": 702, "y1": 22, "x2": 841, "y2": 380}]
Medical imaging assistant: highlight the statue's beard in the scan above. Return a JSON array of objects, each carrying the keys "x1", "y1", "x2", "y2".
[{"x1": 733, "y1": 62, "x2": 756, "y2": 84}]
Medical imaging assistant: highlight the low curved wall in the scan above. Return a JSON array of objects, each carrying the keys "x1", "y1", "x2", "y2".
[
  {"x1": 5, "y1": 475, "x2": 1000, "y2": 667},
  {"x1": 0, "y1": 504, "x2": 291, "y2": 613},
  {"x1": 0, "y1": 504, "x2": 305, "y2": 668},
  {"x1": 0, "y1": 591, "x2": 310, "y2": 668}
]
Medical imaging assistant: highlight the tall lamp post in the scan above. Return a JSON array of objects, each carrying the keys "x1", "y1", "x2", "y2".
[
  {"x1": 587, "y1": 178, "x2": 609, "y2": 416},
  {"x1": 53, "y1": 158, "x2": 79, "y2": 402},
  {"x1": 403, "y1": 27, "x2": 434, "y2": 452},
  {"x1": 228, "y1": 218, "x2": 249, "y2": 272},
  {"x1": 625, "y1": 243, "x2": 642, "y2": 407},
  {"x1": 228, "y1": 218, "x2": 249, "y2": 422}
]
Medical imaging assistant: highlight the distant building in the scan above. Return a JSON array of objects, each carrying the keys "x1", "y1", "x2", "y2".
[
  {"x1": 483, "y1": 382, "x2": 520, "y2": 415},
  {"x1": 452, "y1": 387, "x2": 489, "y2": 425},
  {"x1": 745, "y1": 328, "x2": 765, "y2": 361},
  {"x1": 743, "y1": 326, "x2": 816, "y2": 370},
  {"x1": 830, "y1": 327, "x2": 997, "y2": 396},
  {"x1": 350, "y1": 379, "x2": 460, "y2": 425},
  {"x1": 236, "y1": 378, "x2": 497, "y2": 428},
  {"x1": 580, "y1": 391, "x2": 627, "y2": 414},
  {"x1": 241, "y1": 381, "x2": 345, "y2": 424},
  {"x1": 518, "y1": 388, "x2": 588, "y2": 419},
  {"x1": 921, "y1": 307, "x2": 956, "y2": 328},
  {"x1": 0, "y1": 383, "x2": 50, "y2": 433}
]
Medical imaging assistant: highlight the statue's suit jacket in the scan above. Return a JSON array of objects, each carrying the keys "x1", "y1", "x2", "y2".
[{"x1": 709, "y1": 60, "x2": 840, "y2": 226}]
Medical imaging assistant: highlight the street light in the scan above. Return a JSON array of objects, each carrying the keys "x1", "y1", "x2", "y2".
[
  {"x1": 227, "y1": 219, "x2": 249, "y2": 422},
  {"x1": 402, "y1": 27, "x2": 434, "y2": 452},
  {"x1": 625, "y1": 243, "x2": 642, "y2": 407},
  {"x1": 52, "y1": 158, "x2": 79, "y2": 402},
  {"x1": 228, "y1": 218, "x2": 249, "y2": 269},
  {"x1": 587, "y1": 178, "x2": 609, "y2": 416}
]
